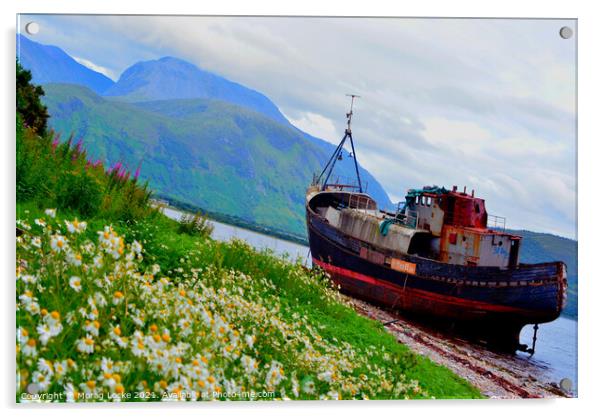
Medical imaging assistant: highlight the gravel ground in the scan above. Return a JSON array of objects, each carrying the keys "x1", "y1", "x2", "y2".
[{"x1": 347, "y1": 297, "x2": 573, "y2": 399}]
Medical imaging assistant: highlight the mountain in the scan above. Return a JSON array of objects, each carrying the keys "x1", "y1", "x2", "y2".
[
  {"x1": 17, "y1": 35, "x2": 114, "y2": 94},
  {"x1": 104, "y1": 57, "x2": 289, "y2": 124},
  {"x1": 17, "y1": 37, "x2": 393, "y2": 209},
  {"x1": 41, "y1": 83, "x2": 391, "y2": 237}
]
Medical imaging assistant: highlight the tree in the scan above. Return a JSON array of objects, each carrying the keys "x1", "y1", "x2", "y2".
[{"x1": 16, "y1": 60, "x2": 49, "y2": 135}]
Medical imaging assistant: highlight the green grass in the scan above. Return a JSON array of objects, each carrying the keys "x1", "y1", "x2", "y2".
[
  {"x1": 17, "y1": 200, "x2": 482, "y2": 400},
  {"x1": 15, "y1": 76, "x2": 482, "y2": 400}
]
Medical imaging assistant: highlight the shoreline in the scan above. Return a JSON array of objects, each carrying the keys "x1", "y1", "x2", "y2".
[
  {"x1": 348, "y1": 297, "x2": 575, "y2": 398},
  {"x1": 152, "y1": 197, "x2": 309, "y2": 246}
]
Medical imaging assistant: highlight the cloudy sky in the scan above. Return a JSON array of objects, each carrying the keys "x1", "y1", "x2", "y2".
[{"x1": 19, "y1": 15, "x2": 577, "y2": 238}]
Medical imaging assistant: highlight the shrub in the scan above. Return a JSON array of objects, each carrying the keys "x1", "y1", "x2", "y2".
[
  {"x1": 16, "y1": 63, "x2": 154, "y2": 223},
  {"x1": 56, "y1": 170, "x2": 103, "y2": 217},
  {"x1": 16, "y1": 61, "x2": 49, "y2": 135},
  {"x1": 178, "y1": 211, "x2": 215, "y2": 238}
]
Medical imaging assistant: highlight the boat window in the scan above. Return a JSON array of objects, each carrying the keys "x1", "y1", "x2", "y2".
[
  {"x1": 449, "y1": 233, "x2": 457, "y2": 245},
  {"x1": 475, "y1": 203, "x2": 480, "y2": 213},
  {"x1": 415, "y1": 196, "x2": 420, "y2": 205},
  {"x1": 426, "y1": 196, "x2": 432, "y2": 206},
  {"x1": 420, "y1": 196, "x2": 425, "y2": 205}
]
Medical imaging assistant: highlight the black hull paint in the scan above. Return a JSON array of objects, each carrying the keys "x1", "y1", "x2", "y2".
[{"x1": 306, "y1": 204, "x2": 567, "y2": 352}]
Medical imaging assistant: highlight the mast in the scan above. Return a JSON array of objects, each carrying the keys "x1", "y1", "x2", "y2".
[{"x1": 317, "y1": 94, "x2": 363, "y2": 193}]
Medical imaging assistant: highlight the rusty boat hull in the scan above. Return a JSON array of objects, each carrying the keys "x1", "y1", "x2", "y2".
[{"x1": 306, "y1": 192, "x2": 567, "y2": 352}]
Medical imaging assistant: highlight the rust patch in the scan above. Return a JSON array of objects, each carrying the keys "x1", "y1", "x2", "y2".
[{"x1": 391, "y1": 258, "x2": 416, "y2": 275}]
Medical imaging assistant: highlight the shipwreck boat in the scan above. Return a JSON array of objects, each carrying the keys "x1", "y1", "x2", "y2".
[{"x1": 306, "y1": 97, "x2": 567, "y2": 353}]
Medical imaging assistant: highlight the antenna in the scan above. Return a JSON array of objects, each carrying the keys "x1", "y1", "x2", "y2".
[
  {"x1": 316, "y1": 94, "x2": 363, "y2": 193},
  {"x1": 345, "y1": 94, "x2": 360, "y2": 134}
]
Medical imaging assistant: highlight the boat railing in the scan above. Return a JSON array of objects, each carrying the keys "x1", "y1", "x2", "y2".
[
  {"x1": 346, "y1": 192, "x2": 377, "y2": 212},
  {"x1": 487, "y1": 214, "x2": 506, "y2": 231},
  {"x1": 392, "y1": 203, "x2": 418, "y2": 229},
  {"x1": 315, "y1": 173, "x2": 368, "y2": 193}
]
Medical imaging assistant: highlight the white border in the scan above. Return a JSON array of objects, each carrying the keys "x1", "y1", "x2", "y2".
[{"x1": 2, "y1": 1, "x2": 600, "y2": 417}]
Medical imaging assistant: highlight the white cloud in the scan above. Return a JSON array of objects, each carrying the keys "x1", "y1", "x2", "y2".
[
  {"x1": 421, "y1": 117, "x2": 494, "y2": 150},
  {"x1": 284, "y1": 112, "x2": 339, "y2": 144},
  {"x1": 72, "y1": 56, "x2": 117, "y2": 80}
]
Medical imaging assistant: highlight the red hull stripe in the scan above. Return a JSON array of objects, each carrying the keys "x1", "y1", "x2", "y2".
[{"x1": 313, "y1": 258, "x2": 533, "y2": 314}]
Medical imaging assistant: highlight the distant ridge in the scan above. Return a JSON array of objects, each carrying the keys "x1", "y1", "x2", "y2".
[
  {"x1": 104, "y1": 57, "x2": 289, "y2": 125},
  {"x1": 17, "y1": 34, "x2": 114, "y2": 94}
]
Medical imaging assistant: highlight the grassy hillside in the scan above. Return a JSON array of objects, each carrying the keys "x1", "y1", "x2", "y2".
[
  {"x1": 16, "y1": 201, "x2": 482, "y2": 401},
  {"x1": 41, "y1": 83, "x2": 391, "y2": 239}
]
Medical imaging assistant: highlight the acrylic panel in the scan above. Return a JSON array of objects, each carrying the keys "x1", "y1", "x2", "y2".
[{"x1": 16, "y1": 15, "x2": 577, "y2": 402}]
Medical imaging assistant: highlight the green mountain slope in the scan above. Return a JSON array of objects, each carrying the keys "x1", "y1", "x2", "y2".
[{"x1": 42, "y1": 83, "x2": 350, "y2": 237}]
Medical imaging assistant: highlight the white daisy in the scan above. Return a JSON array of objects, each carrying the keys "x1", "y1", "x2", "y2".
[
  {"x1": 36, "y1": 323, "x2": 53, "y2": 346},
  {"x1": 65, "y1": 219, "x2": 87, "y2": 234},
  {"x1": 50, "y1": 234, "x2": 68, "y2": 252},
  {"x1": 84, "y1": 320, "x2": 100, "y2": 337},
  {"x1": 66, "y1": 251, "x2": 82, "y2": 267},
  {"x1": 302, "y1": 378, "x2": 316, "y2": 394},
  {"x1": 241, "y1": 355, "x2": 259, "y2": 374},
  {"x1": 64, "y1": 383, "x2": 79, "y2": 402},
  {"x1": 37, "y1": 358, "x2": 54, "y2": 376},
  {"x1": 22, "y1": 338, "x2": 37, "y2": 357},
  {"x1": 112, "y1": 291, "x2": 124, "y2": 305},
  {"x1": 131, "y1": 240, "x2": 142, "y2": 254},
  {"x1": 69, "y1": 276, "x2": 82, "y2": 292},
  {"x1": 93, "y1": 255, "x2": 103, "y2": 269},
  {"x1": 54, "y1": 360, "x2": 68, "y2": 379},
  {"x1": 31, "y1": 371, "x2": 51, "y2": 390},
  {"x1": 245, "y1": 334, "x2": 255, "y2": 349},
  {"x1": 100, "y1": 357, "x2": 116, "y2": 374},
  {"x1": 76, "y1": 335, "x2": 95, "y2": 354},
  {"x1": 94, "y1": 292, "x2": 107, "y2": 307},
  {"x1": 21, "y1": 274, "x2": 38, "y2": 285}
]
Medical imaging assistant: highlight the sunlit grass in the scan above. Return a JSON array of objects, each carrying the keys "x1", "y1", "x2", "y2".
[{"x1": 16, "y1": 206, "x2": 481, "y2": 401}]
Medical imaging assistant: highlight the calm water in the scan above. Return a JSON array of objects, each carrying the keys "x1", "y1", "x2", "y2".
[
  {"x1": 162, "y1": 206, "x2": 577, "y2": 393},
  {"x1": 162, "y1": 207, "x2": 310, "y2": 262},
  {"x1": 519, "y1": 316, "x2": 578, "y2": 394}
]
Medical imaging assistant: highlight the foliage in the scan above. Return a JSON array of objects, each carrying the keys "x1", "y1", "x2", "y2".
[
  {"x1": 56, "y1": 170, "x2": 103, "y2": 217},
  {"x1": 16, "y1": 208, "x2": 482, "y2": 401},
  {"x1": 16, "y1": 61, "x2": 49, "y2": 135},
  {"x1": 177, "y1": 212, "x2": 214, "y2": 238},
  {"x1": 17, "y1": 62, "x2": 153, "y2": 223},
  {"x1": 16, "y1": 124, "x2": 153, "y2": 223}
]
